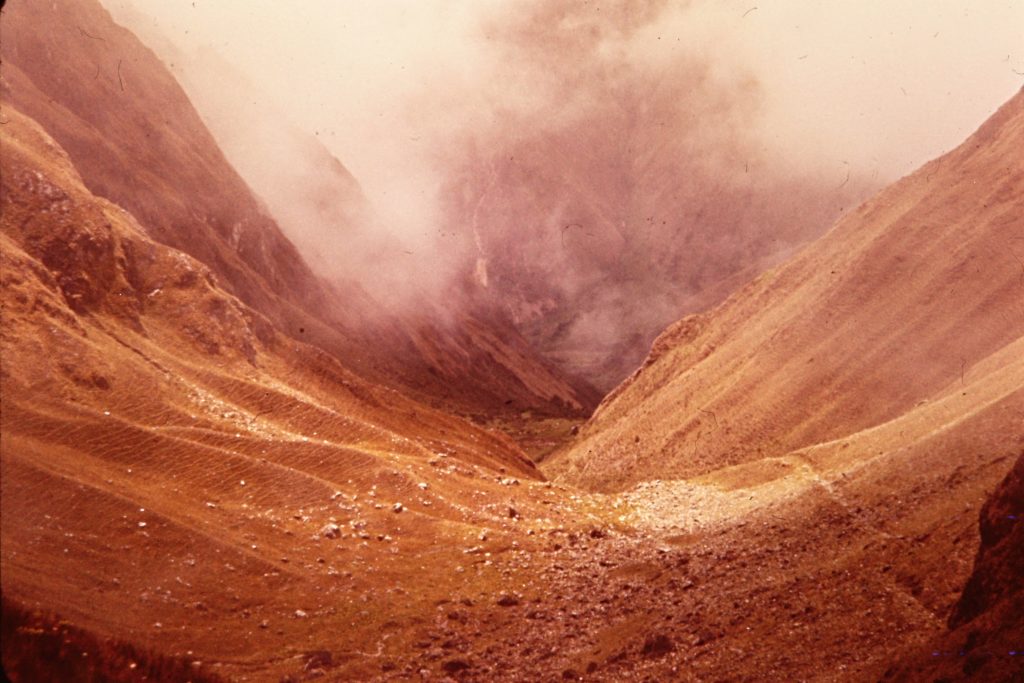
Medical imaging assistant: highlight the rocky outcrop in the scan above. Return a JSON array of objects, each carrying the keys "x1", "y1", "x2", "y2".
[{"x1": 882, "y1": 453, "x2": 1023, "y2": 682}]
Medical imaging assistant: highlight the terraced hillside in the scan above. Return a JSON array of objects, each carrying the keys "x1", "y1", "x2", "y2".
[{"x1": 0, "y1": 105, "x2": 553, "y2": 680}]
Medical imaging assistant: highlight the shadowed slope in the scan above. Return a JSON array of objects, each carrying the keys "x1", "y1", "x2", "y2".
[
  {"x1": 882, "y1": 453, "x2": 1023, "y2": 682},
  {"x1": 0, "y1": 0, "x2": 597, "y2": 419}
]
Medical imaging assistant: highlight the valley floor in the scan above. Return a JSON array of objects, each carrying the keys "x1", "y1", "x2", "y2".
[
  {"x1": 5, "y1": 409, "x2": 1019, "y2": 683},
  {"x1": 332, "y1": 461, "x2": 947, "y2": 682}
]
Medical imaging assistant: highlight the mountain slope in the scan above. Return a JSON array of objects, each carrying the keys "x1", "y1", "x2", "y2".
[
  {"x1": 0, "y1": 0, "x2": 597, "y2": 419},
  {"x1": 1, "y1": 103, "x2": 592, "y2": 680},
  {"x1": 551, "y1": 88, "x2": 1024, "y2": 490},
  {"x1": 1, "y1": 0, "x2": 312, "y2": 323},
  {"x1": 3, "y1": 3, "x2": 1020, "y2": 679},
  {"x1": 531, "y1": 89, "x2": 1024, "y2": 681}
]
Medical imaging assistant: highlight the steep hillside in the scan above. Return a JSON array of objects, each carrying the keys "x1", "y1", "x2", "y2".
[
  {"x1": 552, "y1": 88, "x2": 1024, "y2": 490},
  {"x1": 0, "y1": 104, "x2": 590, "y2": 680},
  {"x1": 1, "y1": 0, "x2": 314, "y2": 324},
  {"x1": 0, "y1": 0, "x2": 596, "y2": 419},
  {"x1": 105, "y1": 33, "x2": 376, "y2": 281}
]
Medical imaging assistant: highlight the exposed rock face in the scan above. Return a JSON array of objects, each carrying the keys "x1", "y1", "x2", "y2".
[
  {"x1": 882, "y1": 453, "x2": 1023, "y2": 683},
  {"x1": 952, "y1": 453, "x2": 1024, "y2": 630}
]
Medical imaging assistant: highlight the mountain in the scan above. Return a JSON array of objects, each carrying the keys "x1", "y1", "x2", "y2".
[
  {"x1": 2, "y1": 1, "x2": 1021, "y2": 680},
  {"x1": 443, "y1": 128, "x2": 870, "y2": 392},
  {"x1": 0, "y1": 0, "x2": 597, "y2": 419},
  {"x1": 535, "y1": 88, "x2": 1024, "y2": 679},
  {"x1": 552, "y1": 88, "x2": 1024, "y2": 490},
  {"x1": 0, "y1": 3, "x2": 591, "y2": 678}
]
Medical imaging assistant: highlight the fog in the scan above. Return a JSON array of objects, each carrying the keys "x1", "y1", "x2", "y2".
[
  {"x1": 102, "y1": 0, "x2": 1023, "y2": 383},
  {"x1": 103, "y1": 0, "x2": 1023, "y2": 196}
]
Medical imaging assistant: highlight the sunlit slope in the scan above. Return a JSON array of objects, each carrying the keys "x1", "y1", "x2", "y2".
[
  {"x1": 552, "y1": 89, "x2": 1024, "y2": 491},
  {"x1": 0, "y1": 106, "x2": 576, "y2": 677}
]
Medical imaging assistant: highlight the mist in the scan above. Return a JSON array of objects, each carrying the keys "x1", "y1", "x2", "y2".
[
  {"x1": 101, "y1": 0, "x2": 1024, "y2": 385},
  {"x1": 102, "y1": 0, "x2": 1024, "y2": 186}
]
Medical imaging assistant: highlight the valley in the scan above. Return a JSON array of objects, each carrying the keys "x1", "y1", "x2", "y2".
[{"x1": 2, "y1": 1, "x2": 1022, "y2": 681}]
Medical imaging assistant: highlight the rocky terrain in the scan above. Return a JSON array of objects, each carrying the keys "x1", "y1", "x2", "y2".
[{"x1": 882, "y1": 453, "x2": 1023, "y2": 682}]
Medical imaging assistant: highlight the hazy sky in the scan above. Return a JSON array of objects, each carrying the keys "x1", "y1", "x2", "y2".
[{"x1": 104, "y1": 0, "x2": 1022, "y2": 211}]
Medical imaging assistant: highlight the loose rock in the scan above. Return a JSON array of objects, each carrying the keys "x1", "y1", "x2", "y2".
[
  {"x1": 442, "y1": 659, "x2": 472, "y2": 673},
  {"x1": 641, "y1": 634, "x2": 674, "y2": 657}
]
